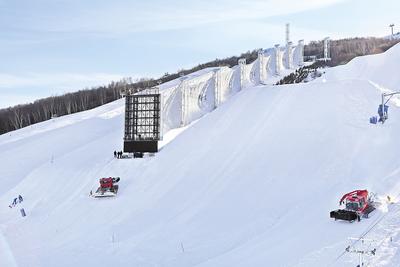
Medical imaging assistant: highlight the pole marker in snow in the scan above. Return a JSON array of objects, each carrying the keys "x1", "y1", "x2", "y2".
[{"x1": 20, "y1": 208, "x2": 26, "y2": 217}]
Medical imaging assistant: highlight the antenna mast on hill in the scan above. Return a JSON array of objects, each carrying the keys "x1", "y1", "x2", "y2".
[
  {"x1": 285, "y1": 23, "x2": 290, "y2": 45},
  {"x1": 389, "y1": 24, "x2": 395, "y2": 39}
]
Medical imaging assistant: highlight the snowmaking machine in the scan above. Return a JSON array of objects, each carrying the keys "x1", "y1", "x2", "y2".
[
  {"x1": 330, "y1": 190, "x2": 375, "y2": 222},
  {"x1": 91, "y1": 177, "x2": 120, "y2": 198}
]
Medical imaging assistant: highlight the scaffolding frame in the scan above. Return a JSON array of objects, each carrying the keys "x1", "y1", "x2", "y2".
[{"x1": 124, "y1": 92, "x2": 161, "y2": 153}]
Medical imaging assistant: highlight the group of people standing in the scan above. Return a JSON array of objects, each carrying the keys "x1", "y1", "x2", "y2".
[
  {"x1": 114, "y1": 151, "x2": 124, "y2": 159},
  {"x1": 9, "y1": 195, "x2": 23, "y2": 208}
]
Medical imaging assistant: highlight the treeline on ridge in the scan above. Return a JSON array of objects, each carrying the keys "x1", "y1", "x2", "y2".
[
  {"x1": 0, "y1": 50, "x2": 259, "y2": 135},
  {"x1": 1, "y1": 37, "x2": 398, "y2": 135}
]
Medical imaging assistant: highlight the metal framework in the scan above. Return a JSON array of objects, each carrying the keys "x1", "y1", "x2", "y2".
[
  {"x1": 124, "y1": 89, "x2": 161, "y2": 153},
  {"x1": 298, "y1": 40, "x2": 304, "y2": 66},
  {"x1": 258, "y1": 49, "x2": 266, "y2": 84},
  {"x1": 322, "y1": 37, "x2": 331, "y2": 61},
  {"x1": 286, "y1": 41, "x2": 293, "y2": 69},
  {"x1": 180, "y1": 77, "x2": 188, "y2": 126},
  {"x1": 379, "y1": 92, "x2": 400, "y2": 123},
  {"x1": 274, "y1": 44, "x2": 281, "y2": 75},
  {"x1": 238, "y1": 58, "x2": 246, "y2": 89},
  {"x1": 382, "y1": 92, "x2": 400, "y2": 106}
]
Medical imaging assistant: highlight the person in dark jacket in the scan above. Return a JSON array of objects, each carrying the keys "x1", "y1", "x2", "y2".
[
  {"x1": 18, "y1": 195, "x2": 23, "y2": 203},
  {"x1": 114, "y1": 151, "x2": 117, "y2": 158}
]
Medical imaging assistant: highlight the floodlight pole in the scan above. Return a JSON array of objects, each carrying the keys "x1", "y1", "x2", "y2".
[
  {"x1": 390, "y1": 24, "x2": 395, "y2": 39},
  {"x1": 380, "y1": 92, "x2": 400, "y2": 123},
  {"x1": 382, "y1": 92, "x2": 400, "y2": 104},
  {"x1": 286, "y1": 23, "x2": 290, "y2": 45},
  {"x1": 382, "y1": 93, "x2": 385, "y2": 120}
]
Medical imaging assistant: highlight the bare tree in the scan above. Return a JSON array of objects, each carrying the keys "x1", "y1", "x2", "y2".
[{"x1": 10, "y1": 107, "x2": 24, "y2": 130}]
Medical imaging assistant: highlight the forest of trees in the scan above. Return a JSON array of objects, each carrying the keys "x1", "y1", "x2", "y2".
[
  {"x1": 0, "y1": 50, "x2": 259, "y2": 135},
  {"x1": 304, "y1": 37, "x2": 400, "y2": 66},
  {"x1": 0, "y1": 78, "x2": 156, "y2": 135},
  {"x1": 1, "y1": 37, "x2": 399, "y2": 135},
  {"x1": 276, "y1": 61, "x2": 328, "y2": 85}
]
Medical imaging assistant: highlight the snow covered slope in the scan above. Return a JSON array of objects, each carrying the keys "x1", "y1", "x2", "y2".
[
  {"x1": 2, "y1": 44, "x2": 400, "y2": 267},
  {"x1": 324, "y1": 42, "x2": 400, "y2": 92}
]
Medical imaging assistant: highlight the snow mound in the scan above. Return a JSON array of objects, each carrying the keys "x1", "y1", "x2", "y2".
[{"x1": 324, "y1": 43, "x2": 400, "y2": 91}]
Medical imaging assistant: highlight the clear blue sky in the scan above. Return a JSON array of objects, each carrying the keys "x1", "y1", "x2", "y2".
[{"x1": 0, "y1": 0, "x2": 399, "y2": 108}]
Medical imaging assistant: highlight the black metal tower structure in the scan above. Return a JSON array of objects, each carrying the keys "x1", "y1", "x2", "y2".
[{"x1": 124, "y1": 89, "x2": 161, "y2": 153}]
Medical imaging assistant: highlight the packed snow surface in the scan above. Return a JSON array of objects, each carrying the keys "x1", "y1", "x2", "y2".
[
  {"x1": 324, "y1": 42, "x2": 400, "y2": 93},
  {"x1": 2, "y1": 44, "x2": 400, "y2": 266}
]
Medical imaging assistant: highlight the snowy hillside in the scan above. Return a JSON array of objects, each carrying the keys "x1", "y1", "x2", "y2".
[
  {"x1": 324, "y1": 42, "x2": 400, "y2": 92},
  {"x1": 2, "y1": 44, "x2": 400, "y2": 267}
]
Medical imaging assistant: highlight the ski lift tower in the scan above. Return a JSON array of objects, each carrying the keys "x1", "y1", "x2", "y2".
[{"x1": 123, "y1": 87, "x2": 161, "y2": 153}]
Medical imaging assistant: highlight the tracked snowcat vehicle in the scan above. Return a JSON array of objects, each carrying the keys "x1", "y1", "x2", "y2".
[
  {"x1": 91, "y1": 177, "x2": 120, "y2": 198},
  {"x1": 330, "y1": 190, "x2": 375, "y2": 222}
]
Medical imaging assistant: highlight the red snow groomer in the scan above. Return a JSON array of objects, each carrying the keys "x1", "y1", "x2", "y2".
[
  {"x1": 330, "y1": 190, "x2": 375, "y2": 222},
  {"x1": 91, "y1": 177, "x2": 120, "y2": 198}
]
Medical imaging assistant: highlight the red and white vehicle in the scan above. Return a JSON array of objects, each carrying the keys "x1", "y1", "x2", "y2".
[
  {"x1": 91, "y1": 177, "x2": 120, "y2": 198},
  {"x1": 330, "y1": 190, "x2": 375, "y2": 222}
]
